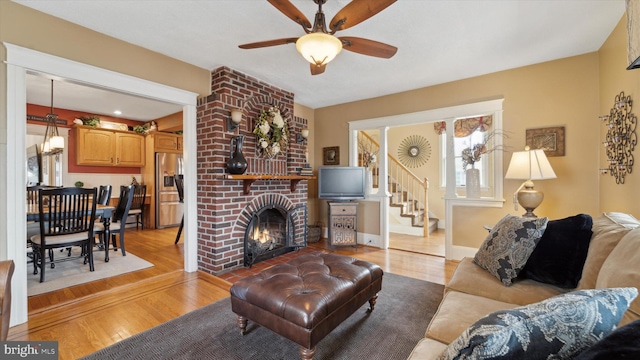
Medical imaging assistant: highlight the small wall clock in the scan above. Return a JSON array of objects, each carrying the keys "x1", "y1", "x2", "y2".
[{"x1": 398, "y1": 135, "x2": 431, "y2": 168}]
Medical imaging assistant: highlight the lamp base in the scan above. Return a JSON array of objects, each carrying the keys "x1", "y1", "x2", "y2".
[{"x1": 517, "y1": 181, "x2": 544, "y2": 218}]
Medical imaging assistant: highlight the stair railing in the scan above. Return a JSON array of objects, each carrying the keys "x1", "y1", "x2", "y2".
[{"x1": 358, "y1": 132, "x2": 430, "y2": 237}]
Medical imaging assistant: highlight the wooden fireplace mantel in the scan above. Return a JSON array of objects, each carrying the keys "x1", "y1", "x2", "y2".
[{"x1": 217, "y1": 174, "x2": 316, "y2": 194}]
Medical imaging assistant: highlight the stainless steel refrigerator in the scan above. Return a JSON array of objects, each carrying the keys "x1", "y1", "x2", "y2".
[{"x1": 156, "y1": 152, "x2": 184, "y2": 228}]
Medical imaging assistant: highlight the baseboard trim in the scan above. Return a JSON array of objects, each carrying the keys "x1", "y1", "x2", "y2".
[{"x1": 450, "y1": 245, "x2": 478, "y2": 261}]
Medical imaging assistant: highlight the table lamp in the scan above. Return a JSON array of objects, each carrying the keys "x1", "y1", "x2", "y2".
[{"x1": 505, "y1": 146, "x2": 556, "y2": 218}]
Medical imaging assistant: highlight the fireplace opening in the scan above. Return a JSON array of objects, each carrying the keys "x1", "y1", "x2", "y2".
[{"x1": 243, "y1": 204, "x2": 308, "y2": 267}]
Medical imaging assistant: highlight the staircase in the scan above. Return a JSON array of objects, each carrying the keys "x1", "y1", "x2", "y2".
[
  {"x1": 388, "y1": 179, "x2": 439, "y2": 235},
  {"x1": 359, "y1": 133, "x2": 439, "y2": 236}
]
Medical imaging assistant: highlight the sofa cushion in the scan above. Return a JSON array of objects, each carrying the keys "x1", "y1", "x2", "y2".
[
  {"x1": 473, "y1": 215, "x2": 548, "y2": 286},
  {"x1": 426, "y1": 290, "x2": 517, "y2": 344},
  {"x1": 595, "y1": 227, "x2": 640, "y2": 325},
  {"x1": 521, "y1": 214, "x2": 593, "y2": 288},
  {"x1": 574, "y1": 319, "x2": 640, "y2": 360},
  {"x1": 407, "y1": 338, "x2": 448, "y2": 360},
  {"x1": 438, "y1": 287, "x2": 638, "y2": 360},
  {"x1": 578, "y1": 212, "x2": 640, "y2": 290},
  {"x1": 447, "y1": 258, "x2": 567, "y2": 306}
]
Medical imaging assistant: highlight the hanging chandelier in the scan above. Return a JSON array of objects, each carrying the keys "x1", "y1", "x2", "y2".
[{"x1": 41, "y1": 79, "x2": 64, "y2": 156}]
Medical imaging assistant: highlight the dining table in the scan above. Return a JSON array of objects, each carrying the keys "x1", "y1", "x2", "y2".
[{"x1": 27, "y1": 203, "x2": 116, "y2": 262}]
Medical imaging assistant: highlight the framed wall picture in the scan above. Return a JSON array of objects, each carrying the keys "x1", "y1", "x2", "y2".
[
  {"x1": 323, "y1": 146, "x2": 340, "y2": 165},
  {"x1": 526, "y1": 126, "x2": 565, "y2": 157}
]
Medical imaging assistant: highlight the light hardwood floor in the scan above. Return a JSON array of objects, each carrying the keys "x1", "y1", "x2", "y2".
[
  {"x1": 10, "y1": 227, "x2": 458, "y2": 360},
  {"x1": 389, "y1": 229, "x2": 446, "y2": 257}
]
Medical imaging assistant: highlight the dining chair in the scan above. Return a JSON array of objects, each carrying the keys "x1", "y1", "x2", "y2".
[
  {"x1": 174, "y1": 175, "x2": 184, "y2": 244},
  {"x1": 127, "y1": 185, "x2": 147, "y2": 230},
  {"x1": 98, "y1": 185, "x2": 113, "y2": 206},
  {"x1": 26, "y1": 185, "x2": 60, "y2": 263},
  {"x1": 30, "y1": 187, "x2": 98, "y2": 283},
  {"x1": 95, "y1": 185, "x2": 134, "y2": 257}
]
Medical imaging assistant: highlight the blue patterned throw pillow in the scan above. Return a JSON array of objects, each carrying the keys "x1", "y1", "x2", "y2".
[
  {"x1": 439, "y1": 287, "x2": 638, "y2": 360},
  {"x1": 474, "y1": 215, "x2": 548, "y2": 286}
]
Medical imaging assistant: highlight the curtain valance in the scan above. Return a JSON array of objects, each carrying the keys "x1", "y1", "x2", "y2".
[{"x1": 433, "y1": 115, "x2": 493, "y2": 137}]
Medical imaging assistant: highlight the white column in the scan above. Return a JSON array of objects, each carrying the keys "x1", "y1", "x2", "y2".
[{"x1": 183, "y1": 104, "x2": 198, "y2": 272}]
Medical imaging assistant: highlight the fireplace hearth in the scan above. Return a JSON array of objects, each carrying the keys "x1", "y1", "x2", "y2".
[{"x1": 244, "y1": 204, "x2": 308, "y2": 267}]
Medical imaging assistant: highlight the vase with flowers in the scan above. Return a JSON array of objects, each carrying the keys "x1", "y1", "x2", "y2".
[
  {"x1": 461, "y1": 131, "x2": 502, "y2": 198},
  {"x1": 253, "y1": 107, "x2": 289, "y2": 159}
]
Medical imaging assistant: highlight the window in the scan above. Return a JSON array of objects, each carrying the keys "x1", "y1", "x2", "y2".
[{"x1": 440, "y1": 130, "x2": 490, "y2": 189}]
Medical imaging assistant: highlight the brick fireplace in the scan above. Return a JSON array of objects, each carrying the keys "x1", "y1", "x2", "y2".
[{"x1": 196, "y1": 67, "x2": 309, "y2": 274}]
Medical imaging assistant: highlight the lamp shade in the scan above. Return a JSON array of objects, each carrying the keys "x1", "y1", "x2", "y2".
[
  {"x1": 505, "y1": 149, "x2": 557, "y2": 180},
  {"x1": 230, "y1": 108, "x2": 243, "y2": 124},
  {"x1": 296, "y1": 33, "x2": 343, "y2": 66}
]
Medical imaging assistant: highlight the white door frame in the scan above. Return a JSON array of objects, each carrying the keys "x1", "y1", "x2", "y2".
[
  {"x1": 348, "y1": 98, "x2": 504, "y2": 258},
  {"x1": 3, "y1": 43, "x2": 199, "y2": 325}
]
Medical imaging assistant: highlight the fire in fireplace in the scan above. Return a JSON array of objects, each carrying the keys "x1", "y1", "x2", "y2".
[{"x1": 244, "y1": 204, "x2": 307, "y2": 267}]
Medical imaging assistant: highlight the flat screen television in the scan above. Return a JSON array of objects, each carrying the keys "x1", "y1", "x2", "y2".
[{"x1": 318, "y1": 166, "x2": 366, "y2": 201}]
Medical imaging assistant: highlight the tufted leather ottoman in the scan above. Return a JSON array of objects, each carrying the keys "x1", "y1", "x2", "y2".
[{"x1": 230, "y1": 252, "x2": 383, "y2": 360}]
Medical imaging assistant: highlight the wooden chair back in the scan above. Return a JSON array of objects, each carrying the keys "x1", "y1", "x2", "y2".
[
  {"x1": 27, "y1": 185, "x2": 59, "y2": 206},
  {"x1": 0, "y1": 260, "x2": 14, "y2": 341},
  {"x1": 37, "y1": 187, "x2": 98, "y2": 239},
  {"x1": 98, "y1": 185, "x2": 113, "y2": 206},
  {"x1": 174, "y1": 175, "x2": 184, "y2": 203},
  {"x1": 130, "y1": 185, "x2": 147, "y2": 211},
  {"x1": 113, "y1": 185, "x2": 135, "y2": 223}
]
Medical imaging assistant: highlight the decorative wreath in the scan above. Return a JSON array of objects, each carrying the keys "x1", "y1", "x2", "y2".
[
  {"x1": 398, "y1": 135, "x2": 431, "y2": 168},
  {"x1": 253, "y1": 106, "x2": 289, "y2": 158}
]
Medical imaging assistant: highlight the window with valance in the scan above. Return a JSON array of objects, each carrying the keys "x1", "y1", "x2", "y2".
[{"x1": 437, "y1": 115, "x2": 494, "y2": 190}]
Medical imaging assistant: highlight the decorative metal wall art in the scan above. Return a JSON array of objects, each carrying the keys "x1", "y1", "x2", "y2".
[
  {"x1": 397, "y1": 135, "x2": 431, "y2": 168},
  {"x1": 600, "y1": 91, "x2": 637, "y2": 184}
]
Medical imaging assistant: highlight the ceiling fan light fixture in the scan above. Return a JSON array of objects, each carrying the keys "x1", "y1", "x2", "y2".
[{"x1": 296, "y1": 32, "x2": 342, "y2": 66}]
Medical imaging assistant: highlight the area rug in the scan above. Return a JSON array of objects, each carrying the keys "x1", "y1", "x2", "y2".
[
  {"x1": 81, "y1": 273, "x2": 444, "y2": 360},
  {"x1": 28, "y1": 247, "x2": 154, "y2": 296}
]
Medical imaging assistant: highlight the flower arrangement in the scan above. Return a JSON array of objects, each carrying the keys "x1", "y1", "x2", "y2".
[
  {"x1": 253, "y1": 107, "x2": 289, "y2": 158},
  {"x1": 461, "y1": 130, "x2": 503, "y2": 169},
  {"x1": 358, "y1": 138, "x2": 378, "y2": 169}
]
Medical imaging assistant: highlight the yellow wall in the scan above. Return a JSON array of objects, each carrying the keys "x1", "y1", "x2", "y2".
[
  {"x1": 599, "y1": 16, "x2": 640, "y2": 213},
  {"x1": 315, "y1": 53, "x2": 602, "y2": 248}
]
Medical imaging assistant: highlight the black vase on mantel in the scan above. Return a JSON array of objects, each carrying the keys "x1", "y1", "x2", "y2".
[{"x1": 226, "y1": 135, "x2": 248, "y2": 174}]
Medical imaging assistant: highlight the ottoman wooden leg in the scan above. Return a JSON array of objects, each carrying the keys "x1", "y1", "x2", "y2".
[
  {"x1": 236, "y1": 315, "x2": 248, "y2": 335},
  {"x1": 366, "y1": 293, "x2": 379, "y2": 313},
  {"x1": 300, "y1": 346, "x2": 316, "y2": 360}
]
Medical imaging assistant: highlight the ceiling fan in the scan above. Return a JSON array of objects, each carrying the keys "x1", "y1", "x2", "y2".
[{"x1": 239, "y1": 0, "x2": 398, "y2": 75}]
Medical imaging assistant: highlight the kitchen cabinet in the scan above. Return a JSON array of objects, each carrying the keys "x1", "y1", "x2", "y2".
[
  {"x1": 154, "y1": 132, "x2": 182, "y2": 153},
  {"x1": 74, "y1": 125, "x2": 145, "y2": 167}
]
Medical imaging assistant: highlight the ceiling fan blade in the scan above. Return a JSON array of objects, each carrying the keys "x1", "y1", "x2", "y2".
[
  {"x1": 339, "y1": 37, "x2": 398, "y2": 58},
  {"x1": 267, "y1": 0, "x2": 312, "y2": 29},
  {"x1": 310, "y1": 63, "x2": 326, "y2": 75},
  {"x1": 330, "y1": 0, "x2": 396, "y2": 32},
  {"x1": 239, "y1": 37, "x2": 299, "y2": 49}
]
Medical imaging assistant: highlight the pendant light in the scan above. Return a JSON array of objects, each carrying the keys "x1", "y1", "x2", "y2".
[{"x1": 41, "y1": 79, "x2": 64, "y2": 156}]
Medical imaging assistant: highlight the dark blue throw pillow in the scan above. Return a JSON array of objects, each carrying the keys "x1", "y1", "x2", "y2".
[
  {"x1": 575, "y1": 319, "x2": 640, "y2": 360},
  {"x1": 521, "y1": 214, "x2": 593, "y2": 288}
]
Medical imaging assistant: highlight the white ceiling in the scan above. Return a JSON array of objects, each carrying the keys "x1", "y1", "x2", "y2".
[{"x1": 16, "y1": 0, "x2": 626, "y2": 121}]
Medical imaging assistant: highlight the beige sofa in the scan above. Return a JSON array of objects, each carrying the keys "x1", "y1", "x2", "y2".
[{"x1": 408, "y1": 212, "x2": 640, "y2": 359}]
